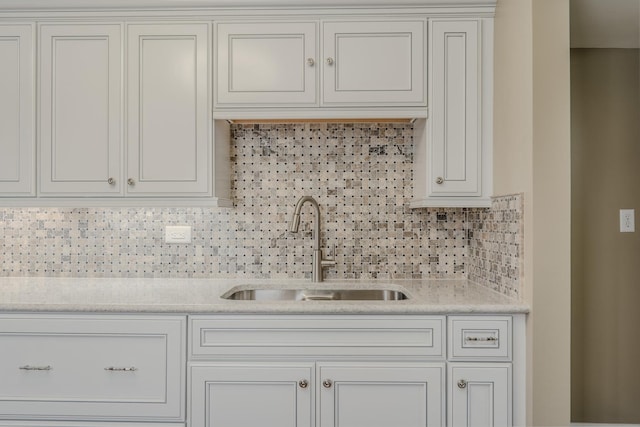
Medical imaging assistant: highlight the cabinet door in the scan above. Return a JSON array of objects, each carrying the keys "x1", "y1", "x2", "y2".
[
  {"x1": 319, "y1": 362, "x2": 444, "y2": 427},
  {"x1": 322, "y1": 20, "x2": 425, "y2": 106},
  {"x1": 429, "y1": 20, "x2": 481, "y2": 196},
  {"x1": 190, "y1": 363, "x2": 313, "y2": 427},
  {"x1": 0, "y1": 25, "x2": 34, "y2": 196},
  {"x1": 448, "y1": 364, "x2": 511, "y2": 427},
  {"x1": 215, "y1": 22, "x2": 318, "y2": 107},
  {"x1": 39, "y1": 23, "x2": 122, "y2": 195},
  {"x1": 127, "y1": 23, "x2": 210, "y2": 195}
]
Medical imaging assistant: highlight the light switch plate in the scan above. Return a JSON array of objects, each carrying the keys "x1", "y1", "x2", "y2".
[
  {"x1": 620, "y1": 209, "x2": 635, "y2": 233},
  {"x1": 165, "y1": 225, "x2": 192, "y2": 243}
]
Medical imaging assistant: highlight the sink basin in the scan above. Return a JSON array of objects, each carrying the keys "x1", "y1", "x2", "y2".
[{"x1": 223, "y1": 288, "x2": 409, "y2": 301}]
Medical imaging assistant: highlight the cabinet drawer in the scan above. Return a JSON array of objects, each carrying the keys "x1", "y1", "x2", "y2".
[
  {"x1": 0, "y1": 314, "x2": 186, "y2": 421},
  {"x1": 448, "y1": 316, "x2": 512, "y2": 360},
  {"x1": 190, "y1": 315, "x2": 444, "y2": 358}
]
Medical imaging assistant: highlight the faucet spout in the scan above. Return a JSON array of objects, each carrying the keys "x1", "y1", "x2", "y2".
[
  {"x1": 289, "y1": 196, "x2": 335, "y2": 281},
  {"x1": 290, "y1": 196, "x2": 321, "y2": 251}
]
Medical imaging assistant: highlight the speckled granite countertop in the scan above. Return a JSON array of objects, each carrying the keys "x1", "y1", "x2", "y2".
[{"x1": 0, "y1": 278, "x2": 528, "y2": 314}]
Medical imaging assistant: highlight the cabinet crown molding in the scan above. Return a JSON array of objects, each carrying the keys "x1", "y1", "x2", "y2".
[{"x1": 0, "y1": 0, "x2": 496, "y2": 11}]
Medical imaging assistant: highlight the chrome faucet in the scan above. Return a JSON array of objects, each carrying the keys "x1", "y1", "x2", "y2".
[{"x1": 289, "y1": 196, "x2": 336, "y2": 282}]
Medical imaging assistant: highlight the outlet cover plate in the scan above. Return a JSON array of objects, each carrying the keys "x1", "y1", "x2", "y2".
[
  {"x1": 165, "y1": 225, "x2": 192, "y2": 243},
  {"x1": 620, "y1": 209, "x2": 635, "y2": 233}
]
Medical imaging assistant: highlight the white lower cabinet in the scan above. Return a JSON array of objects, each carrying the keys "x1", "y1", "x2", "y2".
[
  {"x1": 0, "y1": 314, "x2": 186, "y2": 423},
  {"x1": 190, "y1": 363, "x2": 314, "y2": 427},
  {"x1": 318, "y1": 362, "x2": 444, "y2": 427},
  {"x1": 188, "y1": 314, "x2": 524, "y2": 427},
  {"x1": 448, "y1": 364, "x2": 511, "y2": 427},
  {"x1": 190, "y1": 361, "x2": 444, "y2": 427}
]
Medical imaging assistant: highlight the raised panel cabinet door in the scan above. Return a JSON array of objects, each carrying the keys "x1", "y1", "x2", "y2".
[
  {"x1": 39, "y1": 23, "x2": 122, "y2": 195},
  {"x1": 322, "y1": 20, "x2": 426, "y2": 106},
  {"x1": 0, "y1": 25, "x2": 34, "y2": 196},
  {"x1": 319, "y1": 362, "x2": 445, "y2": 427},
  {"x1": 215, "y1": 22, "x2": 318, "y2": 107},
  {"x1": 190, "y1": 363, "x2": 314, "y2": 427},
  {"x1": 448, "y1": 364, "x2": 512, "y2": 427},
  {"x1": 127, "y1": 23, "x2": 210, "y2": 195},
  {"x1": 429, "y1": 20, "x2": 481, "y2": 196}
]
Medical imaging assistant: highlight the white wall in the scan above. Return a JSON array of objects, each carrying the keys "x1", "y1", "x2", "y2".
[{"x1": 494, "y1": 0, "x2": 572, "y2": 425}]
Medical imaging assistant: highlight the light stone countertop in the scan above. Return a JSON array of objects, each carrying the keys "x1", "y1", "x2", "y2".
[{"x1": 0, "y1": 277, "x2": 528, "y2": 314}]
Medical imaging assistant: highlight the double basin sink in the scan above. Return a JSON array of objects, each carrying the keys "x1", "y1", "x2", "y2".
[{"x1": 223, "y1": 287, "x2": 409, "y2": 301}]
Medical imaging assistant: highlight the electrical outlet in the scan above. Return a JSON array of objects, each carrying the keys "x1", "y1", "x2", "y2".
[
  {"x1": 620, "y1": 209, "x2": 635, "y2": 233},
  {"x1": 165, "y1": 225, "x2": 192, "y2": 243}
]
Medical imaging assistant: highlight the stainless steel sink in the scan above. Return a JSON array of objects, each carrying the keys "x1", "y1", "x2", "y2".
[{"x1": 223, "y1": 288, "x2": 409, "y2": 301}]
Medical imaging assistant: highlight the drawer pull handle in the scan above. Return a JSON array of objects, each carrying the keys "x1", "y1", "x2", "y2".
[
  {"x1": 323, "y1": 379, "x2": 333, "y2": 388},
  {"x1": 465, "y1": 336, "x2": 498, "y2": 342},
  {"x1": 105, "y1": 366, "x2": 138, "y2": 372},
  {"x1": 458, "y1": 379, "x2": 467, "y2": 389},
  {"x1": 19, "y1": 365, "x2": 52, "y2": 371},
  {"x1": 298, "y1": 379, "x2": 308, "y2": 389}
]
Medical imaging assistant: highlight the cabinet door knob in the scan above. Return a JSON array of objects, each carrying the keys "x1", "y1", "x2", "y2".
[
  {"x1": 326, "y1": 57, "x2": 334, "y2": 66},
  {"x1": 127, "y1": 178, "x2": 135, "y2": 186},
  {"x1": 435, "y1": 176, "x2": 444, "y2": 185},
  {"x1": 107, "y1": 177, "x2": 115, "y2": 185},
  {"x1": 457, "y1": 379, "x2": 467, "y2": 389},
  {"x1": 307, "y1": 58, "x2": 315, "y2": 67},
  {"x1": 298, "y1": 379, "x2": 308, "y2": 389},
  {"x1": 323, "y1": 379, "x2": 333, "y2": 388}
]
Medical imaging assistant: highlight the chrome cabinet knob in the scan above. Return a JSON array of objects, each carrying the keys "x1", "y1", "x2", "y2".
[
  {"x1": 107, "y1": 177, "x2": 115, "y2": 185},
  {"x1": 326, "y1": 57, "x2": 334, "y2": 66},
  {"x1": 307, "y1": 58, "x2": 315, "y2": 67},
  {"x1": 457, "y1": 379, "x2": 467, "y2": 389},
  {"x1": 127, "y1": 178, "x2": 135, "y2": 186},
  {"x1": 435, "y1": 176, "x2": 444, "y2": 185},
  {"x1": 299, "y1": 379, "x2": 308, "y2": 389},
  {"x1": 323, "y1": 379, "x2": 333, "y2": 388}
]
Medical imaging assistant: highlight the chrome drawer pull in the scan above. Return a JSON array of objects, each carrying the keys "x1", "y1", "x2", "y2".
[
  {"x1": 104, "y1": 366, "x2": 138, "y2": 372},
  {"x1": 19, "y1": 365, "x2": 52, "y2": 371},
  {"x1": 465, "y1": 336, "x2": 498, "y2": 342}
]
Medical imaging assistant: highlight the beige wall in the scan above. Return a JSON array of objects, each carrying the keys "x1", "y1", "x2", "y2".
[
  {"x1": 571, "y1": 48, "x2": 640, "y2": 423},
  {"x1": 494, "y1": 0, "x2": 572, "y2": 425}
]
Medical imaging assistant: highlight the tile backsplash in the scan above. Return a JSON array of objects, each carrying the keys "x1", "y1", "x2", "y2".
[{"x1": 0, "y1": 123, "x2": 523, "y2": 298}]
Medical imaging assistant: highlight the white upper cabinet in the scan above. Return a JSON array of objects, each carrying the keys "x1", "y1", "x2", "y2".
[
  {"x1": 412, "y1": 18, "x2": 493, "y2": 208},
  {"x1": 127, "y1": 23, "x2": 211, "y2": 196},
  {"x1": 215, "y1": 22, "x2": 318, "y2": 107},
  {"x1": 38, "y1": 23, "x2": 122, "y2": 196},
  {"x1": 430, "y1": 20, "x2": 480, "y2": 196},
  {"x1": 213, "y1": 18, "x2": 426, "y2": 116},
  {"x1": 322, "y1": 20, "x2": 425, "y2": 106},
  {"x1": 0, "y1": 25, "x2": 34, "y2": 196}
]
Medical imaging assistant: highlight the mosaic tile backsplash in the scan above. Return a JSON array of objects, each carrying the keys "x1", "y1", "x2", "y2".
[
  {"x1": 468, "y1": 194, "x2": 523, "y2": 300},
  {"x1": 0, "y1": 123, "x2": 522, "y2": 298}
]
